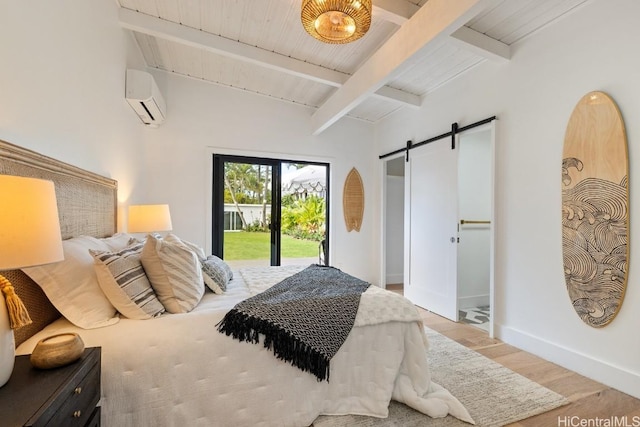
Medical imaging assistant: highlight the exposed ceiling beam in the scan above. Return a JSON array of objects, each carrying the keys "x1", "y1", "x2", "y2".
[
  {"x1": 311, "y1": 0, "x2": 492, "y2": 135},
  {"x1": 118, "y1": 9, "x2": 343, "y2": 86},
  {"x1": 375, "y1": 1, "x2": 511, "y2": 65},
  {"x1": 372, "y1": 86, "x2": 422, "y2": 106},
  {"x1": 449, "y1": 26, "x2": 511, "y2": 62},
  {"x1": 118, "y1": 8, "x2": 421, "y2": 108},
  {"x1": 372, "y1": 0, "x2": 420, "y2": 25}
]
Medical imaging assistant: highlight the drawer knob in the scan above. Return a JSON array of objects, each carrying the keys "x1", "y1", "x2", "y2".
[
  {"x1": 73, "y1": 410, "x2": 82, "y2": 418},
  {"x1": 74, "y1": 386, "x2": 82, "y2": 394}
]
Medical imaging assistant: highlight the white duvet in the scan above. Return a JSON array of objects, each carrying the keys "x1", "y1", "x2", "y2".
[{"x1": 17, "y1": 266, "x2": 473, "y2": 427}]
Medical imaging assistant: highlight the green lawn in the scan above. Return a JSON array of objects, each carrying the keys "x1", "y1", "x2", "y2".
[{"x1": 224, "y1": 231, "x2": 319, "y2": 260}]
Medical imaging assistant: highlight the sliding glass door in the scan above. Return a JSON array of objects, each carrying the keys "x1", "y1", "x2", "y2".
[{"x1": 212, "y1": 155, "x2": 329, "y2": 268}]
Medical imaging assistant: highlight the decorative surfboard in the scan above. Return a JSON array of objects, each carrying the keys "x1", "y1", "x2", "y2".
[
  {"x1": 343, "y1": 168, "x2": 364, "y2": 232},
  {"x1": 562, "y1": 91, "x2": 628, "y2": 328}
]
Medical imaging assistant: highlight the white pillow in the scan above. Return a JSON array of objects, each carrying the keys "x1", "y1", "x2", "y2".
[
  {"x1": 101, "y1": 233, "x2": 136, "y2": 252},
  {"x1": 22, "y1": 235, "x2": 119, "y2": 329},
  {"x1": 140, "y1": 234, "x2": 204, "y2": 313},
  {"x1": 91, "y1": 243, "x2": 165, "y2": 320}
]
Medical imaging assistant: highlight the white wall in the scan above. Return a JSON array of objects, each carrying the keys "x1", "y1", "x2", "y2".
[
  {"x1": 0, "y1": 0, "x2": 148, "y2": 228},
  {"x1": 376, "y1": 0, "x2": 640, "y2": 398},
  {"x1": 457, "y1": 130, "x2": 491, "y2": 309}
]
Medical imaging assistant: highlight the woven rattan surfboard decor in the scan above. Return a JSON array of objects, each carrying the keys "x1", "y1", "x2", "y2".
[
  {"x1": 343, "y1": 168, "x2": 364, "y2": 232},
  {"x1": 562, "y1": 91, "x2": 628, "y2": 328}
]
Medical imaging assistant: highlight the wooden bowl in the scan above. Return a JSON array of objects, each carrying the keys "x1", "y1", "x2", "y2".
[{"x1": 30, "y1": 333, "x2": 85, "y2": 369}]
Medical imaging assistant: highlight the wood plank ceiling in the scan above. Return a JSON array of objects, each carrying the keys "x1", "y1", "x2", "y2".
[{"x1": 118, "y1": 0, "x2": 589, "y2": 134}]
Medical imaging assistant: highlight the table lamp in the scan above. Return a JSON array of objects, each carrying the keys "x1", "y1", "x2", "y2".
[
  {"x1": 0, "y1": 175, "x2": 64, "y2": 387},
  {"x1": 128, "y1": 204, "x2": 173, "y2": 233}
]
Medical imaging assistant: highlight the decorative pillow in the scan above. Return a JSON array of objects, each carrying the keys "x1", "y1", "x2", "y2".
[
  {"x1": 201, "y1": 255, "x2": 233, "y2": 294},
  {"x1": 163, "y1": 234, "x2": 233, "y2": 294},
  {"x1": 22, "y1": 235, "x2": 119, "y2": 329},
  {"x1": 140, "y1": 234, "x2": 204, "y2": 313},
  {"x1": 165, "y1": 233, "x2": 206, "y2": 260},
  {"x1": 90, "y1": 243, "x2": 165, "y2": 320}
]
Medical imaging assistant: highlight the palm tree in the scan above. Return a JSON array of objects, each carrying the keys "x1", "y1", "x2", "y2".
[
  {"x1": 224, "y1": 163, "x2": 272, "y2": 231},
  {"x1": 224, "y1": 163, "x2": 253, "y2": 229}
]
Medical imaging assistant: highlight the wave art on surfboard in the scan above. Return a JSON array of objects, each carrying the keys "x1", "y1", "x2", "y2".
[{"x1": 561, "y1": 91, "x2": 628, "y2": 328}]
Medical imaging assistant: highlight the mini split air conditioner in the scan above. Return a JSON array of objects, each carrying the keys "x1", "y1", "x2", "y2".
[{"x1": 125, "y1": 69, "x2": 166, "y2": 127}]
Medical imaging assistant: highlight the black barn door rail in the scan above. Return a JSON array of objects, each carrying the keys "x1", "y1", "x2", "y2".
[{"x1": 379, "y1": 116, "x2": 496, "y2": 161}]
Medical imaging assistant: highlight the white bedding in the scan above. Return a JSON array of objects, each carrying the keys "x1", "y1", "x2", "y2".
[{"x1": 17, "y1": 266, "x2": 473, "y2": 427}]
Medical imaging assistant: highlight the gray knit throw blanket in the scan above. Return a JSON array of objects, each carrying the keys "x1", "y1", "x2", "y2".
[{"x1": 217, "y1": 264, "x2": 370, "y2": 381}]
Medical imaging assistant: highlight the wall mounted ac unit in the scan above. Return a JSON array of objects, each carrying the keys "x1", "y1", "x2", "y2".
[{"x1": 125, "y1": 69, "x2": 166, "y2": 127}]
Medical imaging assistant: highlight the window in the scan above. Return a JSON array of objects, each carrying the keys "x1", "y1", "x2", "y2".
[{"x1": 212, "y1": 155, "x2": 329, "y2": 268}]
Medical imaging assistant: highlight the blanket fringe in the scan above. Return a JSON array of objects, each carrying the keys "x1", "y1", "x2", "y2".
[{"x1": 217, "y1": 309, "x2": 330, "y2": 382}]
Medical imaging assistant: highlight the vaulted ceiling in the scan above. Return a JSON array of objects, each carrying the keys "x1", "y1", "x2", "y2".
[{"x1": 118, "y1": 0, "x2": 589, "y2": 134}]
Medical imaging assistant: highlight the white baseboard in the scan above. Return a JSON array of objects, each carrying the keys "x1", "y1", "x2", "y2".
[
  {"x1": 458, "y1": 294, "x2": 490, "y2": 309},
  {"x1": 385, "y1": 273, "x2": 403, "y2": 285},
  {"x1": 495, "y1": 324, "x2": 640, "y2": 400}
]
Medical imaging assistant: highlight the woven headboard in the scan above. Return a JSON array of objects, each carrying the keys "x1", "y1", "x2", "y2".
[{"x1": 0, "y1": 139, "x2": 117, "y2": 347}]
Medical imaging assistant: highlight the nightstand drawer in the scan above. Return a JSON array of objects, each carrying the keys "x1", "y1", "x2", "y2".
[
  {"x1": 44, "y1": 362, "x2": 100, "y2": 427},
  {"x1": 0, "y1": 347, "x2": 102, "y2": 427}
]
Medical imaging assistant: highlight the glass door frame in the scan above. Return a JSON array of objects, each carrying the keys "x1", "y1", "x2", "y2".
[{"x1": 212, "y1": 154, "x2": 330, "y2": 266}]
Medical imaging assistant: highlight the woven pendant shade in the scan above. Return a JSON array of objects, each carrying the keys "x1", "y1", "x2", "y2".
[{"x1": 301, "y1": 0, "x2": 372, "y2": 44}]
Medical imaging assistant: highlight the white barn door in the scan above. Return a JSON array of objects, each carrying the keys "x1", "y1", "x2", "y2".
[{"x1": 404, "y1": 138, "x2": 459, "y2": 321}]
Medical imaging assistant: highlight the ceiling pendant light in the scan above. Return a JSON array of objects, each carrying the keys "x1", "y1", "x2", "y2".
[{"x1": 301, "y1": 0, "x2": 372, "y2": 44}]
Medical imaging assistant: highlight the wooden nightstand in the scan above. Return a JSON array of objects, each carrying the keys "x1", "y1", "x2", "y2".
[{"x1": 0, "y1": 346, "x2": 101, "y2": 427}]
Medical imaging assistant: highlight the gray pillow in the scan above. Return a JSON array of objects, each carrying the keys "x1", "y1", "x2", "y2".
[{"x1": 202, "y1": 255, "x2": 233, "y2": 294}]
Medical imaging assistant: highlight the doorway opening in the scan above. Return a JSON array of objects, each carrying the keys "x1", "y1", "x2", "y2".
[
  {"x1": 212, "y1": 155, "x2": 329, "y2": 269},
  {"x1": 381, "y1": 122, "x2": 495, "y2": 336},
  {"x1": 456, "y1": 127, "x2": 492, "y2": 332},
  {"x1": 384, "y1": 157, "x2": 405, "y2": 289}
]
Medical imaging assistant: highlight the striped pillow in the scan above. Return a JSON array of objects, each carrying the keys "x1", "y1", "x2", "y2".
[
  {"x1": 165, "y1": 233, "x2": 206, "y2": 260},
  {"x1": 91, "y1": 243, "x2": 165, "y2": 320},
  {"x1": 141, "y1": 234, "x2": 204, "y2": 313}
]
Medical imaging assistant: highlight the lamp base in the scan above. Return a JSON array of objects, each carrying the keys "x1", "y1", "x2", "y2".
[{"x1": 0, "y1": 295, "x2": 15, "y2": 387}]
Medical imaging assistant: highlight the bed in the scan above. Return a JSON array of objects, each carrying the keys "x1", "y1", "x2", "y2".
[{"x1": 1, "y1": 139, "x2": 473, "y2": 426}]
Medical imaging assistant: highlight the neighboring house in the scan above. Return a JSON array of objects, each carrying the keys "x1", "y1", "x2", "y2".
[
  {"x1": 224, "y1": 204, "x2": 271, "y2": 231},
  {"x1": 1, "y1": 0, "x2": 639, "y2": 403}
]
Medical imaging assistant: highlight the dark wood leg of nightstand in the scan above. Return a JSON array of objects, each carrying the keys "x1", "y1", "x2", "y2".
[{"x1": 85, "y1": 406, "x2": 101, "y2": 427}]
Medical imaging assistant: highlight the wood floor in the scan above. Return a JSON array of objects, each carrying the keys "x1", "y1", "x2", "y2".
[{"x1": 386, "y1": 284, "x2": 640, "y2": 425}]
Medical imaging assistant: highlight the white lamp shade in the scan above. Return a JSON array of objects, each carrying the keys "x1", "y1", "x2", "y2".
[
  {"x1": 0, "y1": 175, "x2": 64, "y2": 270},
  {"x1": 128, "y1": 204, "x2": 173, "y2": 233}
]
